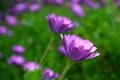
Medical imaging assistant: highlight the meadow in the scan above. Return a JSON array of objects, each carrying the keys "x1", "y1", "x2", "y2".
[{"x1": 0, "y1": 0, "x2": 120, "y2": 80}]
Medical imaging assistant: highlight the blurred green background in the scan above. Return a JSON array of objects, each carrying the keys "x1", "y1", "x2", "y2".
[{"x1": 0, "y1": 0, "x2": 120, "y2": 80}]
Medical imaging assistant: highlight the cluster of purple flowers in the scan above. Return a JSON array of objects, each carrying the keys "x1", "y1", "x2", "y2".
[
  {"x1": 46, "y1": 13, "x2": 99, "y2": 62},
  {"x1": 8, "y1": 45, "x2": 25, "y2": 66},
  {"x1": 8, "y1": 45, "x2": 41, "y2": 72},
  {"x1": 0, "y1": 0, "x2": 41, "y2": 37},
  {"x1": 7, "y1": 44, "x2": 59, "y2": 79}
]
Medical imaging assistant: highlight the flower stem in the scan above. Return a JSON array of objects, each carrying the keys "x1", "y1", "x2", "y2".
[
  {"x1": 40, "y1": 36, "x2": 54, "y2": 64},
  {"x1": 58, "y1": 59, "x2": 72, "y2": 80}
]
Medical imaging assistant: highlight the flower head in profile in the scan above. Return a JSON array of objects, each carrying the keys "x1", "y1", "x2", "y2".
[
  {"x1": 62, "y1": 34, "x2": 99, "y2": 62},
  {"x1": 12, "y1": 45, "x2": 25, "y2": 54},
  {"x1": 8, "y1": 55, "x2": 25, "y2": 66},
  {"x1": 46, "y1": 13, "x2": 75, "y2": 33},
  {"x1": 42, "y1": 68, "x2": 59, "y2": 80},
  {"x1": 23, "y1": 61, "x2": 41, "y2": 72}
]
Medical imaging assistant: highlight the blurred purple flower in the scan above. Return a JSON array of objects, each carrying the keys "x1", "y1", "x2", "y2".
[
  {"x1": 0, "y1": 52, "x2": 2, "y2": 58},
  {"x1": 5, "y1": 15, "x2": 17, "y2": 26},
  {"x1": 43, "y1": 0, "x2": 52, "y2": 4},
  {"x1": 52, "y1": 73, "x2": 59, "y2": 79},
  {"x1": 42, "y1": 68, "x2": 59, "y2": 80},
  {"x1": 12, "y1": 45, "x2": 25, "y2": 54},
  {"x1": 70, "y1": 0, "x2": 81, "y2": 3},
  {"x1": 70, "y1": 3, "x2": 85, "y2": 17},
  {"x1": 15, "y1": 3, "x2": 28, "y2": 14},
  {"x1": 58, "y1": 45, "x2": 66, "y2": 55},
  {"x1": 23, "y1": 61, "x2": 40, "y2": 72},
  {"x1": 53, "y1": 0, "x2": 63, "y2": 5},
  {"x1": 83, "y1": 0, "x2": 100, "y2": 9},
  {"x1": 99, "y1": 0, "x2": 106, "y2": 6},
  {"x1": 0, "y1": 26, "x2": 8, "y2": 35},
  {"x1": 115, "y1": 0, "x2": 120, "y2": 9},
  {"x1": 29, "y1": 4, "x2": 40, "y2": 12},
  {"x1": 46, "y1": 13, "x2": 75, "y2": 33},
  {"x1": 8, "y1": 55, "x2": 25, "y2": 66},
  {"x1": 7, "y1": 30, "x2": 13, "y2": 37},
  {"x1": 62, "y1": 34, "x2": 99, "y2": 62},
  {"x1": 43, "y1": 68, "x2": 54, "y2": 79},
  {"x1": 8, "y1": 8, "x2": 16, "y2": 15}
]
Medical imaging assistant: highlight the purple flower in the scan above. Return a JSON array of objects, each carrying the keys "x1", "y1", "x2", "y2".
[
  {"x1": 53, "y1": 0, "x2": 63, "y2": 5},
  {"x1": 29, "y1": 4, "x2": 40, "y2": 12},
  {"x1": 23, "y1": 61, "x2": 40, "y2": 72},
  {"x1": 58, "y1": 45, "x2": 66, "y2": 55},
  {"x1": 115, "y1": 0, "x2": 120, "y2": 9},
  {"x1": 62, "y1": 34, "x2": 99, "y2": 62},
  {"x1": 42, "y1": 68, "x2": 59, "y2": 80},
  {"x1": 83, "y1": 0, "x2": 100, "y2": 9},
  {"x1": 0, "y1": 52, "x2": 2, "y2": 58},
  {"x1": 43, "y1": 68, "x2": 54, "y2": 78},
  {"x1": 0, "y1": 26, "x2": 8, "y2": 35},
  {"x1": 43, "y1": 0, "x2": 52, "y2": 4},
  {"x1": 99, "y1": 0, "x2": 106, "y2": 6},
  {"x1": 12, "y1": 45, "x2": 25, "y2": 54},
  {"x1": 70, "y1": 3, "x2": 85, "y2": 17},
  {"x1": 15, "y1": 3, "x2": 28, "y2": 14},
  {"x1": 70, "y1": 0, "x2": 81, "y2": 3},
  {"x1": 52, "y1": 73, "x2": 59, "y2": 79},
  {"x1": 5, "y1": 15, "x2": 17, "y2": 26},
  {"x1": 46, "y1": 13, "x2": 75, "y2": 33},
  {"x1": 7, "y1": 30, "x2": 13, "y2": 37},
  {"x1": 8, "y1": 55, "x2": 25, "y2": 66}
]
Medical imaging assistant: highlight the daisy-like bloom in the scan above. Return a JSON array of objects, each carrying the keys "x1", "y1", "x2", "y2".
[
  {"x1": 0, "y1": 26, "x2": 8, "y2": 35},
  {"x1": 70, "y1": 3, "x2": 85, "y2": 17},
  {"x1": 46, "y1": 13, "x2": 75, "y2": 33},
  {"x1": 8, "y1": 55, "x2": 25, "y2": 66},
  {"x1": 42, "y1": 68, "x2": 59, "y2": 80},
  {"x1": 29, "y1": 3, "x2": 40, "y2": 12},
  {"x1": 12, "y1": 45, "x2": 25, "y2": 54},
  {"x1": 62, "y1": 34, "x2": 99, "y2": 62},
  {"x1": 23, "y1": 61, "x2": 40, "y2": 72},
  {"x1": 5, "y1": 15, "x2": 17, "y2": 26}
]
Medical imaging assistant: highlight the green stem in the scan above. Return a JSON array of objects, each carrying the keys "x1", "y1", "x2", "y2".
[
  {"x1": 58, "y1": 59, "x2": 72, "y2": 80},
  {"x1": 40, "y1": 36, "x2": 54, "y2": 64}
]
